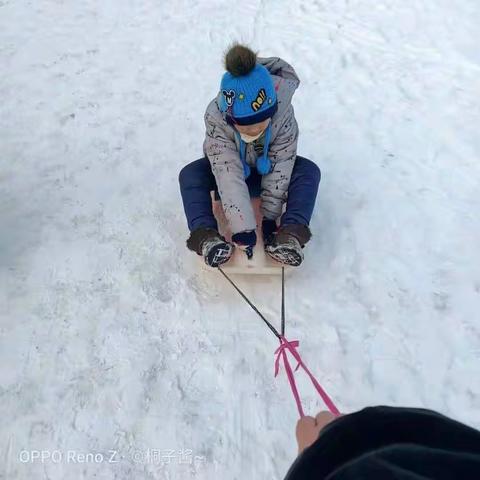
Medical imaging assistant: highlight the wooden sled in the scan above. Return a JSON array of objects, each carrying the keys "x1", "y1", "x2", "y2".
[{"x1": 202, "y1": 196, "x2": 285, "y2": 275}]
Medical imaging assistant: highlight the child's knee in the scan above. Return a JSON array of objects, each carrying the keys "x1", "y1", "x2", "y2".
[
  {"x1": 178, "y1": 163, "x2": 193, "y2": 187},
  {"x1": 179, "y1": 158, "x2": 209, "y2": 187}
]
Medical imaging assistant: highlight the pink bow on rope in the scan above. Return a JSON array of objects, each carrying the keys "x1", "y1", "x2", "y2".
[{"x1": 274, "y1": 336, "x2": 340, "y2": 418}]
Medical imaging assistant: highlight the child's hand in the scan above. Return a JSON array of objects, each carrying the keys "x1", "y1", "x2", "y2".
[
  {"x1": 296, "y1": 411, "x2": 337, "y2": 454},
  {"x1": 232, "y1": 230, "x2": 257, "y2": 259}
]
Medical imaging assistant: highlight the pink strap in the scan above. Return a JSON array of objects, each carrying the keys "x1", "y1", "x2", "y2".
[{"x1": 274, "y1": 336, "x2": 340, "y2": 418}]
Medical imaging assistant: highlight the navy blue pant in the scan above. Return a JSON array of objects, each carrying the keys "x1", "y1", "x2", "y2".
[
  {"x1": 285, "y1": 406, "x2": 480, "y2": 480},
  {"x1": 179, "y1": 156, "x2": 321, "y2": 232}
]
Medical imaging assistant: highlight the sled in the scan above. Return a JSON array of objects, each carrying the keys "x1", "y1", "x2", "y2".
[{"x1": 202, "y1": 195, "x2": 285, "y2": 275}]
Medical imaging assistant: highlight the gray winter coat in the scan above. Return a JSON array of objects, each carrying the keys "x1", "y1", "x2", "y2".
[{"x1": 203, "y1": 57, "x2": 300, "y2": 235}]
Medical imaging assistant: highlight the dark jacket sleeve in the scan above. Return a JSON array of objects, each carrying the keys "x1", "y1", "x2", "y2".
[{"x1": 284, "y1": 406, "x2": 480, "y2": 480}]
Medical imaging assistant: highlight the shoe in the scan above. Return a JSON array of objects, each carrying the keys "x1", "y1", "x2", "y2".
[
  {"x1": 266, "y1": 235, "x2": 303, "y2": 266},
  {"x1": 201, "y1": 235, "x2": 234, "y2": 267},
  {"x1": 186, "y1": 228, "x2": 234, "y2": 267},
  {"x1": 265, "y1": 224, "x2": 312, "y2": 267}
]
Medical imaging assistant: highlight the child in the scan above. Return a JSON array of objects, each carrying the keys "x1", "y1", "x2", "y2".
[{"x1": 179, "y1": 44, "x2": 321, "y2": 267}]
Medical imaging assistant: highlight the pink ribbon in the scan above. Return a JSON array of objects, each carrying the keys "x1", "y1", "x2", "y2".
[{"x1": 274, "y1": 336, "x2": 340, "y2": 418}]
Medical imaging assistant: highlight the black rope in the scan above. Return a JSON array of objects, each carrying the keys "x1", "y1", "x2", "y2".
[{"x1": 218, "y1": 267, "x2": 281, "y2": 340}]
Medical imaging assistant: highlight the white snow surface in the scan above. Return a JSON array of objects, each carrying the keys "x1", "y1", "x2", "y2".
[{"x1": 1, "y1": 1, "x2": 480, "y2": 479}]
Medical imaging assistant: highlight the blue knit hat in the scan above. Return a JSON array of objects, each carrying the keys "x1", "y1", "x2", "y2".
[
  {"x1": 219, "y1": 64, "x2": 278, "y2": 177},
  {"x1": 219, "y1": 64, "x2": 277, "y2": 125}
]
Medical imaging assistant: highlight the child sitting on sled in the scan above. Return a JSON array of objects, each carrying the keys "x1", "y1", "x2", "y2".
[{"x1": 179, "y1": 44, "x2": 321, "y2": 267}]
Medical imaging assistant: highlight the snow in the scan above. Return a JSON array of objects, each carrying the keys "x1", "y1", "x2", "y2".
[{"x1": 1, "y1": 0, "x2": 480, "y2": 478}]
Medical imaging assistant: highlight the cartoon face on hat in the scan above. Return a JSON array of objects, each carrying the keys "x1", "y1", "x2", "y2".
[{"x1": 220, "y1": 64, "x2": 277, "y2": 126}]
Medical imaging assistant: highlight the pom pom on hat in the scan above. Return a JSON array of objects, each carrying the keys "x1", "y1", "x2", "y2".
[{"x1": 224, "y1": 44, "x2": 257, "y2": 77}]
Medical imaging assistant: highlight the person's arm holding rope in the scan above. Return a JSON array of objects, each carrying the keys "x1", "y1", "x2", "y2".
[{"x1": 286, "y1": 406, "x2": 480, "y2": 479}]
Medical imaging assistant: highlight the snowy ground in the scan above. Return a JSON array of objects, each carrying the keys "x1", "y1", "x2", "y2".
[{"x1": 1, "y1": 1, "x2": 480, "y2": 479}]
